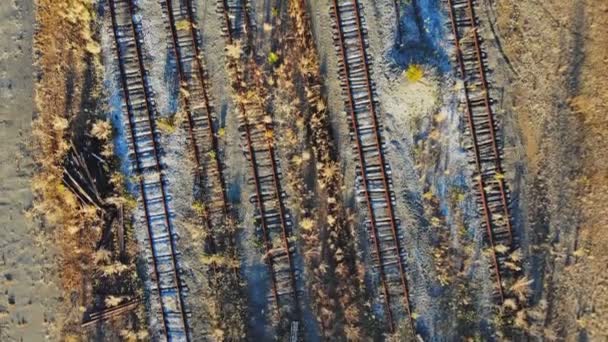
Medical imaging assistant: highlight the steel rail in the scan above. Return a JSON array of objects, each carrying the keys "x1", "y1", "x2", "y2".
[
  {"x1": 121, "y1": 2, "x2": 191, "y2": 335},
  {"x1": 183, "y1": 0, "x2": 231, "y2": 218},
  {"x1": 446, "y1": 0, "x2": 508, "y2": 302},
  {"x1": 220, "y1": 0, "x2": 235, "y2": 45},
  {"x1": 219, "y1": 0, "x2": 299, "y2": 315},
  {"x1": 243, "y1": 0, "x2": 255, "y2": 48},
  {"x1": 264, "y1": 119, "x2": 300, "y2": 312},
  {"x1": 464, "y1": 0, "x2": 513, "y2": 244},
  {"x1": 330, "y1": 1, "x2": 394, "y2": 332},
  {"x1": 242, "y1": 0, "x2": 299, "y2": 310},
  {"x1": 331, "y1": 0, "x2": 413, "y2": 332},
  {"x1": 108, "y1": 0, "x2": 191, "y2": 339},
  {"x1": 164, "y1": 0, "x2": 233, "y2": 265},
  {"x1": 164, "y1": 0, "x2": 218, "y2": 259},
  {"x1": 241, "y1": 109, "x2": 282, "y2": 314},
  {"x1": 348, "y1": 3, "x2": 413, "y2": 327}
]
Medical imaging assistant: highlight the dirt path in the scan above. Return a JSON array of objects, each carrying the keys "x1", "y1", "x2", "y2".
[
  {"x1": 0, "y1": 1, "x2": 61, "y2": 341},
  {"x1": 492, "y1": 0, "x2": 608, "y2": 338}
]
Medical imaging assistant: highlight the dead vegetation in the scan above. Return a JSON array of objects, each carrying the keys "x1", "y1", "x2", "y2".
[
  {"x1": 410, "y1": 111, "x2": 484, "y2": 337},
  {"x1": 167, "y1": 11, "x2": 247, "y2": 339},
  {"x1": 179, "y1": 210, "x2": 246, "y2": 341},
  {"x1": 221, "y1": 8, "x2": 297, "y2": 338},
  {"x1": 220, "y1": 0, "x2": 371, "y2": 338},
  {"x1": 32, "y1": 0, "x2": 100, "y2": 334},
  {"x1": 32, "y1": 0, "x2": 145, "y2": 338},
  {"x1": 407, "y1": 60, "x2": 530, "y2": 337},
  {"x1": 261, "y1": 1, "x2": 372, "y2": 339}
]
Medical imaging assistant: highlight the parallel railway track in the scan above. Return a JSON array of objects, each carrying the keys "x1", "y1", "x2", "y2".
[
  {"x1": 330, "y1": 0, "x2": 413, "y2": 333},
  {"x1": 218, "y1": 0, "x2": 300, "y2": 319},
  {"x1": 446, "y1": 0, "x2": 516, "y2": 303},
  {"x1": 108, "y1": 0, "x2": 190, "y2": 340}
]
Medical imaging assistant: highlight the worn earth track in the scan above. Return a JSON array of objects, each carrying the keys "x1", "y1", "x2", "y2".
[
  {"x1": 218, "y1": 0, "x2": 301, "y2": 324},
  {"x1": 108, "y1": 0, "x2": 190, "y2": 340},
  {"x1": 446, "y1": 0, "x2": 517, "y2": 304},
  {"x1": 330, "y1": 0, "x2": 414, "y2": 333}
]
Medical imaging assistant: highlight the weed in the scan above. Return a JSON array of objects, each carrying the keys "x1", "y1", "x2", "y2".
[
  {"x1": 267, "y1": 51, "x2": 280, "y2": 65},
  {"x1": 156, "y1": 117, "x2": 176, "y2": 134},
  {"x1": 175, "y1": 19, "x2": 190, "y2": 31}
]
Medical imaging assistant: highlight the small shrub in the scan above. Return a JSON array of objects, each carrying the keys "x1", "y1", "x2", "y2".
[
  {"x1": 510, "y1": 276, "x2": 533, "y2": 301},
  {"x1": 85, "y1": 41, "x2": 101, "y2": 55},
  {"x1": 300, "y1": 218, "x2": 314, "y2": 231}
]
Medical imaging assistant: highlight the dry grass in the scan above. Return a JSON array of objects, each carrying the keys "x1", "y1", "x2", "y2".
[
  {"x1": 257, "y1": 1, "x2": 372, "y2": 338},
  {"x1": 31, "y1": 0, "x2": 101, "y2": 334},
  {"x1": 31, "y1": 0, "x2": 147, "y2": 338},
  {"x1": 156, "y1": 116, "x2": 177, "y2": 134},
  {"x1": 90, "y1": 120, "x2": 112, "y2": 141}
]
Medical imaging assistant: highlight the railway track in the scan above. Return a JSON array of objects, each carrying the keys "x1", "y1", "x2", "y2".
[
  {"x1": 218, "y1": 0, "x2": 300, "y2": 319},
  {"x1": 330, "y1": 0, "x2": 413, "y2": 333},
  {"x1": 446, "y1": 0, "x2": 516, "y2": 303},
  {"x1": 108, "y1": 0, "x2": 190, "y2": 340},
  {"x1": 161, "y1": 0, "x2": 231, "y2": 256},
  {"x1": 219, "y1": 0, "x2": 255, "y2": 46}
]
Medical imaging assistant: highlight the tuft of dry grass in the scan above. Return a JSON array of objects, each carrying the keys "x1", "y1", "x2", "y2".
[
  {"x1": 91, "y1": 120, "x2": 112, "y2": 141},
  {"x1": 510, "y1": 276, "x2": 533, "y2": 302}
]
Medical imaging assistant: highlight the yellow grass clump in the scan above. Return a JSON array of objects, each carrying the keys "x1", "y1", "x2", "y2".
[
  {"x1": 175, "y1": 19, "x2": 191, "y2": 31},
  {"x1": 91, "y1": 120, "x2": 112, "y2": 140},
  {"x1": 405, "y1": 64, "x2": 425, "y2": 83},
  {"x1": 156, "y1": 117, "x2": 177, "y2": 134}
]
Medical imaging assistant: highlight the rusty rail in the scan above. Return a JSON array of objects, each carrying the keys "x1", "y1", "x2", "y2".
[
  {"x1": 446, "y1": 0, "x2": 515, "y2": 303},
  {"x1": 218, "y1": 0, "x2": 299, "y2": 317},
  {"x1": 108, "y1": 0, "x2": 190, "y2": 339},
  {"x1": 330, "y1": 0, "x2": 413, "y2": 332},
  {"x1": 162, "y1": 0, "x2": 235, "y2": 275},
  {"x1": 165, "y1": 0, "x2": 230, "y2": 217}
]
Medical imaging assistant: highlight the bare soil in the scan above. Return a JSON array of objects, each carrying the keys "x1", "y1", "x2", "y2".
[
  {"x1": 491, "y1": 0, "x2": 608, "y2": 339},
  {"x1": 0, "y1": 1, "x2": 61, "y2": 340}
]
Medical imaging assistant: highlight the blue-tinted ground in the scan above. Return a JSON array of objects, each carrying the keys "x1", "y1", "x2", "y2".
[{"x1": 391, "y1": 0, "x2": 451, "y2": 74}]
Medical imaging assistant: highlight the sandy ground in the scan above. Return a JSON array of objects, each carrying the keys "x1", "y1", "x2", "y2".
[
  {"x1": 491, "y1": 0, "x2": 608, "y2": 339},
  {"x1": 0, "y1": 0, "x2": 61, "y2": 341}
]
